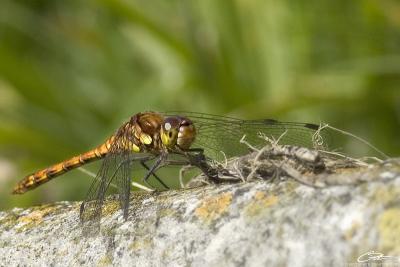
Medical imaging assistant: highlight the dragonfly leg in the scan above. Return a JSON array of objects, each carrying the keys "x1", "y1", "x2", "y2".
[
  {"x1": 141, "y1": 155, "x2": 170, "y2": 190},
  {"x1": 184, "y1": 150, "x2": 220, "y2": 182},
  {"x1": 141, "y1": 160, "x2": 170, "y2": 190}
]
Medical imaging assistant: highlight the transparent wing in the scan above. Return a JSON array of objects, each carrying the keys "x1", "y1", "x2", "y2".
[
  {"x1": 80, "y1": 122, "x2": 155, "y2": 232},
  {"x1": 80, "y1": 152, "x2": 123, "y2": 228},
  {"x1": 166, "y1": 112, "x2": 330, "y2": 161}
]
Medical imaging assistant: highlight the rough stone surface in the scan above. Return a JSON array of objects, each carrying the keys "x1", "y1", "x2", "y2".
[{"x1": 1, "y1": 153, "x2": 400, "y2": 266}]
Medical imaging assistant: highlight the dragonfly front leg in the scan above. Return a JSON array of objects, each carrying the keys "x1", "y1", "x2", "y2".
[{"x1": 184, "y1": 150, "x2": 220, "y2": 182}]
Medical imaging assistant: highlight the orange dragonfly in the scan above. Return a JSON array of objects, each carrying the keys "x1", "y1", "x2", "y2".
[{"x1": 13, "y1": 111, "x2": 326, "y2": 229}]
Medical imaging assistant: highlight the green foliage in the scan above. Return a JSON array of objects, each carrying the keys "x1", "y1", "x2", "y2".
[{"x1": 0, "y1": 0, "x2": 399, "y2": 209}]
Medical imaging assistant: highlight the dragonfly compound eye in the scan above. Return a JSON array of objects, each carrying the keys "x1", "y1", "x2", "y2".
[
  {"x1": 161, "y1": 117, "x2": 180, "y2": 148},
  {"x1": 177, "y1": 118, "x2": 196, "y2": 150},
  {"x1": 161, "y1": 116, "x2": 195, "y2": 150}
]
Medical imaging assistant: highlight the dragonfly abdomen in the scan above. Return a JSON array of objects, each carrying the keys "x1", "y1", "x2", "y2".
[{"x1": 12, "y1": 138, "x2": 113, "y2": 194}]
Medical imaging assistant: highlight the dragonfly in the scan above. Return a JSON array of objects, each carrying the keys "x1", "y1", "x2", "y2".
[{"x1": 12, "y1": 111, "x2": 327, "y2": 229}]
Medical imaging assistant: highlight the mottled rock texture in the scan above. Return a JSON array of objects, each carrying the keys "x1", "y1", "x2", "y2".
[{"x1": 1, "y1": 148, "x2": 400, "y2": 267}]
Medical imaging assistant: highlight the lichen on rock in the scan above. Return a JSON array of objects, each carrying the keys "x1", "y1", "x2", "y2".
[{"x1": 1, "y1": 145, "x2": 400, "y2": 266}]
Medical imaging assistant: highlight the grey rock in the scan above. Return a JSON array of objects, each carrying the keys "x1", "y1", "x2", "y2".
[{"x1": 1, "y1": 147, "x2": 400, "y2": 267}]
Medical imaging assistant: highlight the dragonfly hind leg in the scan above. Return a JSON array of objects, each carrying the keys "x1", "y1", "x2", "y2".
[{"x1": 141, "y1": 157, "x2": 170, "y2": 190}]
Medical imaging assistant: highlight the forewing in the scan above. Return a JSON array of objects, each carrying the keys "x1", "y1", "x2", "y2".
[{"x1": 171, "y1": 112, "x2": 330, "y2": 161}]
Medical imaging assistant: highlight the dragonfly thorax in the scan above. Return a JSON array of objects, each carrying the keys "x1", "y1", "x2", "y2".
[{"x1": 161, "y1": 116, "x2": 196, "y2": 150}]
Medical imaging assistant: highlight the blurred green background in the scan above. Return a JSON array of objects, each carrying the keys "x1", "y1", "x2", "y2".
[{"x1": 0, "y1": 0, "x2": 399, "y2": 210}]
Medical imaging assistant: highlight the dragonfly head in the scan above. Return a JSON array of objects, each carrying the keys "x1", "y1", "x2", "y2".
[{"x1": 161, "y1": 116, "x2": 196, "y2": 150}]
